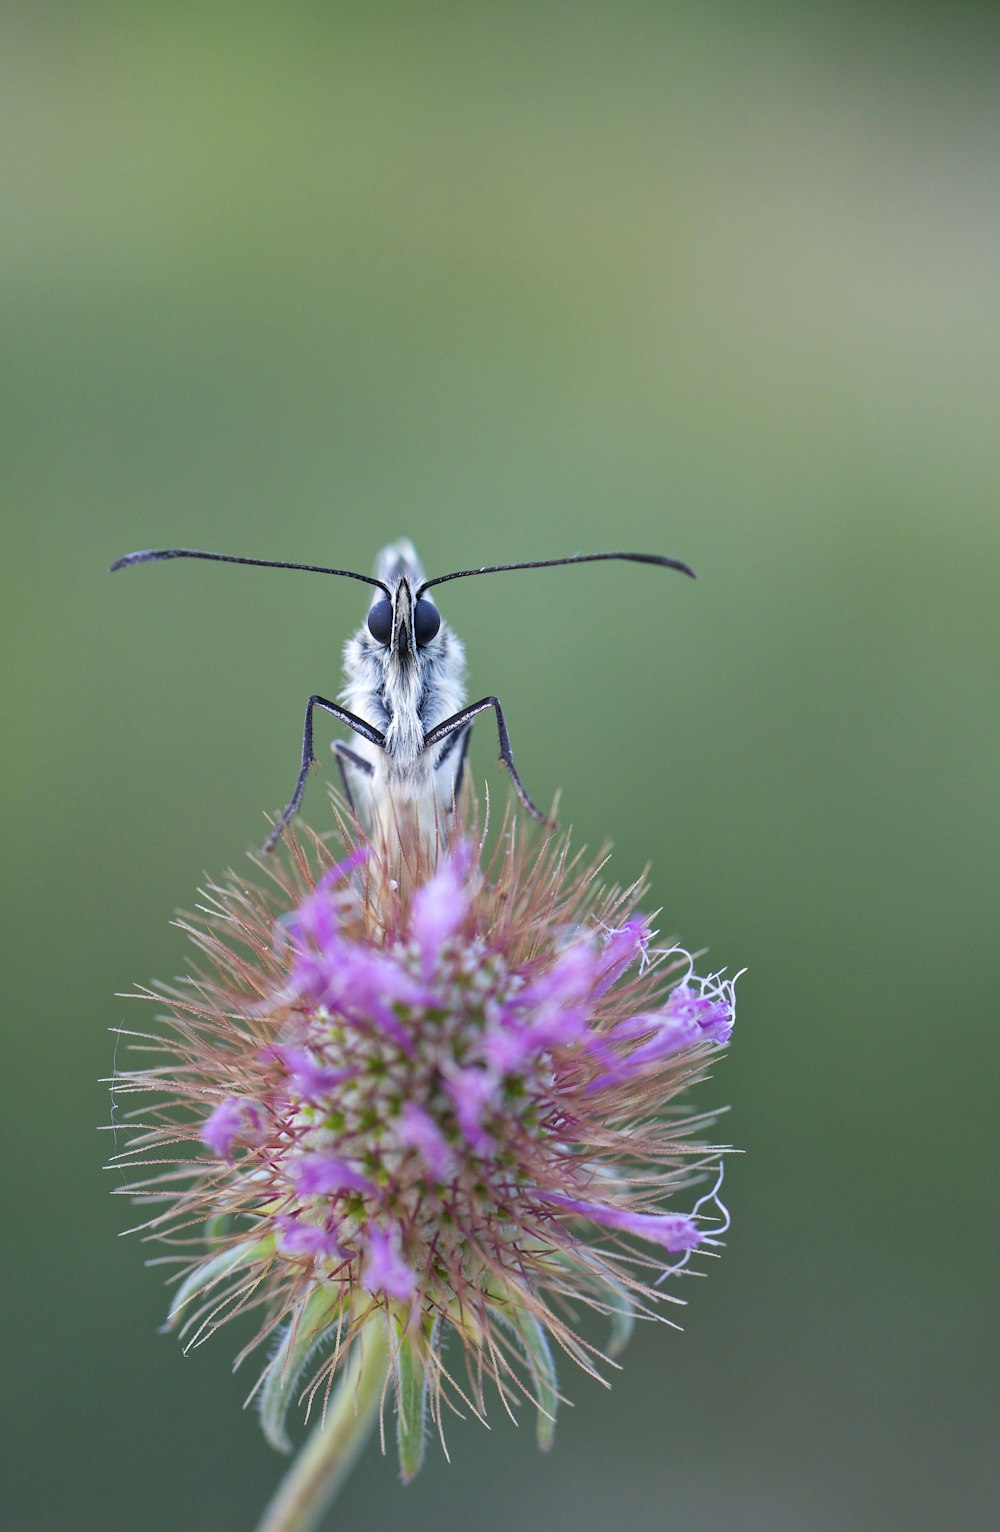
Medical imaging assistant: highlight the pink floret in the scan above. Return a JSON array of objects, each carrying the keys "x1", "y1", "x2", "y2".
[{"x1": 201, "y1": 1097, "x2": 251, "y2": 1161}]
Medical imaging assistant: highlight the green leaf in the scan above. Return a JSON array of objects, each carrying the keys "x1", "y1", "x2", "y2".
[
  {"x1": 259, "y1": 1286, "x2": 341, "y2": 1454},
  {"x1": 547, "y1": 1246, "x2": 637, "y2": 1358},
  {"x1": 506, "y1": 1308, "x2": 559, "y2": 1451},
  {"x1": 395, "y1": 1322, "x2": 432, "y2": 1484},
  {"x1": 602, "y1": 1274, "x2": 637, "y2": 1357},
  {"x1": 254, "y1": 1320, "x2": 390, "y2": 1529},
  {"x1": 168, "y1": 1236, "x2": 271, "y2": 1326},
  {"x1": 202, "y1": 1211, "x2": 232, "y2": 1244}
]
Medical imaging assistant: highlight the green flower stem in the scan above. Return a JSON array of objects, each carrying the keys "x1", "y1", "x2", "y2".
[{"x1": 255, "y1": 1320, "x2": 391, "y2": 1532}]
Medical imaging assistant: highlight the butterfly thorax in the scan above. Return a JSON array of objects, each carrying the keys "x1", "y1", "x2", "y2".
[{"x1": 340, "y1": 542, "x2": 467, "y2": 805}]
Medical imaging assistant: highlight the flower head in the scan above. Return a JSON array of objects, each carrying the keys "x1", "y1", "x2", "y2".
[{"x1": 111, "y1": 817, "x2": 736, "y2": 1477}]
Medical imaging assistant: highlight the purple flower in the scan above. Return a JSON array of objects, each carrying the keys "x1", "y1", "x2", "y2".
[
  {"x1": 545, "y1": 1191, "x2": 704, "y2": 1253},
  {"x1": 200, "y1": 1096, "x2": 260, "y2": 1161},
  {"x1": 286, "y1": 851, "x2": 369, "y2": 950},
  {"x1": 594, "y1": 918, "x2": 650, "y2": 995},
  {"x1": 363, "y1": 1226, "x2": 417, "y2": 1302},
  {"x1": 270, "y1": 1045, "x2": 356, "y2": 1100},
  {"x1": 113, "y1": 816, "x2": 737, "y2": 1479},
  {"x1": 276, "y1": 1216, "x2": 343, "y2": 1260},
  {"x1": 396, "y1": 1102, "x2": 455, "y2": 1178},
  {"x1": 588, "y1": 972, "x2": 736, "y2": 1088},
  {"x1": 410, "y1": 847, "x2": 471, "y2": 981},
  {"x1": 443, "y1": 1063, "x2": 499, "y2": 1151},
  {"x1": 292, "y1": 1153, "x2": 374, "y2": 1198},
  {"x1": 288, "y1": 939, "x2": 428, "y2": 1055}
]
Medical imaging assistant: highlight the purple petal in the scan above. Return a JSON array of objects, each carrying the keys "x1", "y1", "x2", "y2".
[
  {"x1": 243, "y1": 1102, "x2": 264, "y2": 1135},
  {"x1": 272, "y1": 1046, "x2": 356, "y2": 1100},
  {"x1": 662, "y1": 981, "x2": 734, "y2": 1044},
  {"x1": 363, "y1": 1225, "x2": 417, "y2": 1301},
  {"x1": 329, "y1": 954, "x2": 423, "y2": 1053},
  {"x1": 201, "y1": 1097, "x2": 258, "y2": 1161},
  {"x1": 410, "y1": 848, "x2": 471, "y2": 981},
  {"x1": 286, "y1": 852, "x2": 367, "y2": 951},
  {"x1": 480, "y1": 1021, "x2": 535, "y2": 1074},
  {"x1": 524, "y1": 939, "x2": 601, "y2": 1008},
  {"x1": 525, "y1": 1006, "x2": 588, "y2": 1050},
  {"x1": 505, "y1": 938, "x2": 604, "y2": 1064},
  {"x1": 338, "y1": 946, "x2": 432, "y2": 1016},
  {"x1": 589, "y1": 981, "x2": 734, "y2": 1088},
  {"x1": 444, "y1": 1066, "x2": 498, "y2": 1151},
  {"x1": 292, "y1": 1153, "x2": 374, "y2": 1197},
  {"x1": 593, "y1": 919, "x2": 650, "y2": 996},
  {"x1": 288, "y1": 944, "x2": 426, "y2": 1055},
  {"x1": 397, "y1": 1103, "x2": 454, "y2": 1178},
  {"x1": 276, "y1": 1216, "x2": 343, "y2": 1259},
  {"x1": 482, "y1": 1006, "x2": 586, "y2": 1076},
  {"x1": 546, "y1": 1192, "x2": 704, "y2": 1253}
]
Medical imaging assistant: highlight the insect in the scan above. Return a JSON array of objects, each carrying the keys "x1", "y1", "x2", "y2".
[{"x1": 110, "y1": 538, "x2": 695, "y2": 850}]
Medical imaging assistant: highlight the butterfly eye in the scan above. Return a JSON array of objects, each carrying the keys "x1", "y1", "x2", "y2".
[
  {"x1": 414, "y1": 598, "x2": 441, "y2": 646},
  {"x1": 367, "y1": 598, "x2": 393, "y2": 645}
]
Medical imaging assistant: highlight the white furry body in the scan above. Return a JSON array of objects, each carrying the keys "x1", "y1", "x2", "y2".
[{"x1": 339, "y1": 541, "x2": 467, "y2": 841}]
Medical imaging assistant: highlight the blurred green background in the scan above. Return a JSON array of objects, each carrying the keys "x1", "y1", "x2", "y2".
[{"x1": 3, "y1": 4, "x2": 997, "y2": 1529}]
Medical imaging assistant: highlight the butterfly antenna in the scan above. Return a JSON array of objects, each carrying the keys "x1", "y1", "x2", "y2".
[
  {"x1": 109, "y1": 547, "x2": 391, "y2": 595},
  {"x1": 418, "y1": 550, "x2": 696, "y2": 595}
]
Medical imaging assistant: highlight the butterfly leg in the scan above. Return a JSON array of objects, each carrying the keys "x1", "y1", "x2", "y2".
[
  {"x1": 433, "y1": 721, "x2": 473, "y2": 807},
  {"x1": 424, "y1": 697, "x2": 554, "y2": 828},
  {"x1": 332, "y1": 740, "x2": 373, "y2": 817},
  {"x1": 265, "y1": 696, "x2": 385, "y2": 852}
]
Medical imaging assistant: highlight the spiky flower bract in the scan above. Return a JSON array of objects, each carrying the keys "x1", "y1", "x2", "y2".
[{"x1": 111, "y1": 811, "x2": 736, "y2": 1497}]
